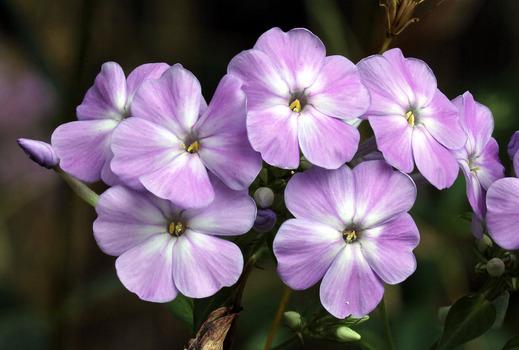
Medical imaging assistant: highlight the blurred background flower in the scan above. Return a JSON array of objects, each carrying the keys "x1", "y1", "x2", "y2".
[{"x1": 2, "y1": 0, "x2": 519, "y2": 349}]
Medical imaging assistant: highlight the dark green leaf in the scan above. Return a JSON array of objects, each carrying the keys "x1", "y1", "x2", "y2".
[
  {"x1": 167, "y1": 294, "x2": 194, "y2": 333},
  {"x1": 436, "y1": 293, "x2": 496, "y2": 350},
  {"x1": 501, "y1": 334, "x2": 519, "y2": 350}
]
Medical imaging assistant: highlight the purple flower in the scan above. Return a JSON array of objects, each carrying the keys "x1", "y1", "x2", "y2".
[
  {"x1": 253, "y1": 209, "x2": 277, "y2": 233},
  {"x1": 17, "y1": 138, "x2": 59, "y2": 169},
  {"x1": 357, "y1": 48, "x2": 467, "y2": 189},
  {"x1": 451, "y1": 92, "x2": 504, "y2": 238},
  {"x1": 228, "y1": 27, "x2": 370, "y2": 169},
  {"x1": 508, "y1": 131, "x2": 519, "y2": 175},
  {"x1": 110, "y1": 65, "x2": 262, "y2": 209},
  {"x1": 51, "y1": 62, "x2": 170, "y2": 185},
  {"x1": 273, "y1": 161, "x2": 419, "y2": 318},
  {"x1": 93, "y1": 174, "x2": 256, "y2": 302},
  {"x1": 486, "y1": 178, "x2": 519, "y2": 250}
]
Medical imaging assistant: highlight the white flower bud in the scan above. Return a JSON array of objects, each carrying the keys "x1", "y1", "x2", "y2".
[
  {"x1": 486, "y1": 258, "x2": 505, "y2": 277},
  {"x1": 283, "y1": 311, "x2": 302, "y2": 330},
  {"x1": 336, "y1": 326, "x2": 361, "y2": 342},
  {"x1": 476, "y1": 235, "x2": 493, "y2": 253},
  {"x1": 253, "y1": 187, "x2": 274, "y2": 208}
]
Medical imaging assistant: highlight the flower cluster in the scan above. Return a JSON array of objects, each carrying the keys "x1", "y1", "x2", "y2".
[{"x1": 19, "y1": 26, "x2": 515, "y2": 323}]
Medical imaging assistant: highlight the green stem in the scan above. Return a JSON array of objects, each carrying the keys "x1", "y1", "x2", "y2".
[
  {"x1": 268, "y1": 334, "x2": 299, "y2": 350},
  {"x1": 378, "y1": 296, "x2": 395, "y2": 350},
  {"x1": 54, "y1": 166, "x2": 99, "y2": 207},
  {"x1": 264, "y1": 285, "x2": 293, "y2": 350},
  {"x1": 379, "y1": 36, "x2": 393, "y2": 54}
]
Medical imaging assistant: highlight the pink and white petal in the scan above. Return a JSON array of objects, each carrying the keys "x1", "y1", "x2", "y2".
[
  {"x1": 52, "y1": 119, "x2": 118, "y2": 183},
  {"x1": 253, "y1": 27, "x2": 326, "y2": 89},
  {"x1": 273, "y1": 219, "x2": 344, "y2": 290},
  {"x1": 126, "y1": 62, "x2": 170, "y2": 99},
  {"x1": 130, "y1": 66, "x2": 202, "y2": 139},
  {"x1": 247, "y1": 105, "x2": 300, "y2": 169},
  {"x1": 94, "y1": 186, "x2": 169, "y2": 256},
  {"x1": 412, "y1": 128, "x2": 460, "y2": 190},
  {"x1": 111, "y1": 118, "x2": 183, "y2": 189},
  {"x1": 369, "y1": 115, "x2": 414, "y2": 173},
  {"x1": 360, "y1": 213, "x2": 419, "y2": 284},
  {"x1": 140, "y1": 152, "x2": 214, "y2": 209},
  {"x1": 357, "y1": 54, "x2": 411, "y2": 116},
  {"x1": 475, "y1": 138, "x2": 504, "y2": 190},
  {"x1": 298, "y1": 106, "x2": 360, "y2": 169},
  {"x1": 486, "y1": 178, "x2": 519, "y2": 250},
  {"x1": 198, "y1": 132, "x2": 262, "y2": 190},
  {"x1": 100, "y1": 149, "x2": 121, "y2": 186},
  {"x1": 77, "y1": 61, "x2": 127, "y2": 121},
  {"x1": 307, "y1": 55, "x2": 370, "y2": 120},
  {"x1": 115, "y1": 233, "x2": 178, "y2": 302},
  {"x1": 465, "y1": 171, "x2": 486, "y2": 222},
  {"x1": 172, "y1": 231, "x2": 243, "y2": 298},
  {"x1": 285, "y1": 165, "x2": 354, "y2": 231},
  {"x1": 420, "y1": 90, "x2": 466, "y2": 150},
  {"x1": 383, "y1": 50, "x2": 437, "y2": 107},
  {"x1": 194, "y1": 74, "x2": 247, "y2": 138},
  {"x1": 320, "y1": 244, "x2": 384, "y2": 318},
  {"x1": 228, "y1": 49, "x2": 290, "y2": 110},
  {"x1": 353, "y1": 160, "x2": 416, "y2": 228},
  {"x1": 183, "y1": 174, "x2": 256, "y2": 236}
]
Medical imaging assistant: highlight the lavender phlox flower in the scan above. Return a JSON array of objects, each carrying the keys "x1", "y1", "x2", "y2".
[
  {"x1": 228, "y1": 27, "x2": 370, "y2": 169},
  {"x1": 507, "y1": 131, "x2": 519, "y2": 175},
  {"x1": 357, "y1": 48, "x2": 467, "y2": 189},
  {"x1": 93, "y1": 174, "x2": 256, "y2": 302},
  {"x1": 110, "y1": 65, "x2": 262, "y2": 209},
  {"x1": 486, "y1": 177, "x2": 519, "y2": 250},
  {"x1": 273, "y1": 160, "x2": 419, "y2": 318},
  {"x1": 18, "y1": 138, "x2": 59, "y2": 169},
  {"x1": 451, "y1": 92, "x2": 504, "y2": 238},
  {"x1": 51, "y1": 62, "x2": 170, "y2": 185}
]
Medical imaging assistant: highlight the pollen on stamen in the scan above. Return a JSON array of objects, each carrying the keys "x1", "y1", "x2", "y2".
[
  {"x1": 187, "y1": 141, "x2": 200, "y2": 154},
  {"x1": 289, "y1": 99, "x2": 302, "y2": 113},
  {"x1": 168, "y1": 221, "x2": 185, "y2": 237},
  {"x1": 343, "y1": 230, "x2": 357, "y2": 244},
  {"x1": 405, "y1": 110, "x2": 415, "y2": 127}
]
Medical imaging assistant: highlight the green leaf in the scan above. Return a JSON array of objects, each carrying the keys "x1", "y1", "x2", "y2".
[
  {"x1": 436, "y1": 293, "x2": 496, "y2": 350},
  {"x1": 501, "y1": 334, "x2": 519, "y2": 350},
  {"x1": 167, "y1": 294, "x2": 194, "y2": 334}
]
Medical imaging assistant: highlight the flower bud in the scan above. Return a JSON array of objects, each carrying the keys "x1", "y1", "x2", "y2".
[
  {"x1": 18, "y1": 138, "x2": 59, "y2": 169},
  {"x1": 335, "y1": 326, "x2": 361, "y2": 342},
  {"x1": 507, "y1": 131, "x2": 519, "y2": 159},
  {"x1": 283, "y1": 311, "x2": 302, "y2": 330},
  {"x1": 253, "y1": 187, "x2": 274, "y2": 208},
  {"x1": 486, "y1": 258, "x2": 505, "y2": 277},
  {"x1": 253, "y1": 209, "x2": 277, "y2": 233},
  {"x1": 476, "y1": 235, "x2": 493, "y2": 253}
]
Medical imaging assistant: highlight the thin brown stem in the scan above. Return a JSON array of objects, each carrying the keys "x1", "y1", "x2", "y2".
[{"x1": 264, "y1": 285, "x2": 293, "y2": 350}]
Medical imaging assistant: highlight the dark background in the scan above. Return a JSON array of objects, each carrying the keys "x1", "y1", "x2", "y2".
[{"x1": 1, "y1": 0, "x2": 519, "y2": 349}]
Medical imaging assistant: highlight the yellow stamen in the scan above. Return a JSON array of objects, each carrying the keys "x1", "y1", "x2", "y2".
[
  {"x1": 405, "y1": 110, "x2": 415, "y2": 126},
  {"x1": 289, "y1": 99, "x2": 301, "y2": 113},
  {"x1": 187, "y1": 141, "x2": 200, "y2": 153},
  {"x1": 344, "y1": 230, "x2": 357, "y2": 243},
  {"x1": 168, "y1": 222, "x2": 185, "y2": 236},
  {"x1": 470, "y1": 167, "x2": 480, "y2": 172}
]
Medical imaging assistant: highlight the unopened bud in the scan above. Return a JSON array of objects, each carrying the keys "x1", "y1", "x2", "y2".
[
  {"x1": 486, "y1": 258, "x2": 505, "y2": 277},
  {"x1": 476, "y1": 235, "x2": 493, "y2": 253},
  {"x1": 283, "y1": 311, "x2": 302, "y2": 330},
  {"x1": 253, "y1": 209, "x2": 277, "y2": 233},
  {"x1": 253, "y1": 187, "x2": 274, "y2": 208},
  {"x1": 336, "y1": 326, "x2": 361, "y2": 342},
  {"x1": 18, "y1": 138, "x2": 59, "y2": 169}
]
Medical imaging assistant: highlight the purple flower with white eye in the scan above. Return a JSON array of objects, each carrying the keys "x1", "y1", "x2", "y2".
[
  {"x1": 486, "y1": 178, "x2": 519, "y2": 250},
  {"x1": 451, "y1": 92, "x2": 504, "y2": 238},
  {"x1": 357, "y1": 48, "x2": 467, "y2": 189},
  {"x1": 51, "y1": 62, "x2": 169, "y2": 185},
  {"x1": 273, "y1": 160, "x2": 419, "y2": 318},
  {"x1": 93, "y1": 174, "x2": 256, "y2": 302},
  {"x1": 110, "y1": 65, "x2": 262, "y2": 209},
  {"x1": 18, "y1": 138, "x2": 59, "y2": 169},
  {"x1": 228, "y1": 27, "x2": 370, "y2": 169}
]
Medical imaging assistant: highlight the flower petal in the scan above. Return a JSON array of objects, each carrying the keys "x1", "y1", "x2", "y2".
[
  {"x1": 253, "y1": 27, "x2": 325, "y2": 89},
  {"x1": 93, "y1": 186, "x2": 169, "y2": 256},
  {"x1": 246, "y1": 105, "x2": 300, "y2": 169},
  {"x1": 77, "y1": 61, "x2": 127, "y2": 121},
  {"x1": 285, "y1": 165, "x2": 354, "y2": 231},
  {"x1": 352, "y1": 160, "x2": 416, "y2": 227},
  {"x1": 274, "y1": 218, "x2": 344, "y2": 290},
  {"x1": 52, "y1": 119, "x2": 118, "y2": 183},
  {"x1": 308, "y1": 55, "x2": 370, "y2": 120},
  {"x1": 486, "y1": 178, "x2": 519, "y2": 250},
  {"x1": 320, "y1": 244, "x2": 384, "y2": 318},
  {"x1": 115, "y1": 233, "x2": 178, "y2": 302},
  {"x1": 412, "y1": 127, "x2": 460, "y2": 189},
  {"x1": 126, "y1": 62, "x2": 170, "y2": 100},
  {"x1": 360, "y1": 213, "x2": 419, "y2": 284},
  {"x1": 298, "y1": 106, "x2": 360, "y2": 169},
  {"x1": 172, "y1": 231, "x2": 243, "y2": 298}
]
